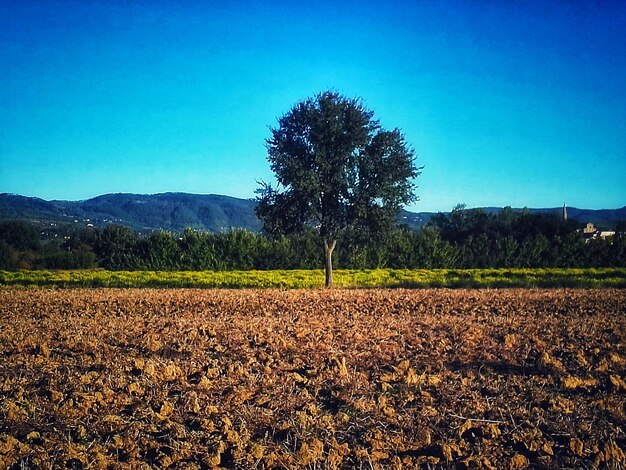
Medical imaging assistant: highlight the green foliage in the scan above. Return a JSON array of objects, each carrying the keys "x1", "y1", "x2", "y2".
[
  {"x1": 0, "y1": 241, "x2": 21, "y2": 270},
  {"x1": 178, "y1": 228, "x2": 219, "y2": 270},
  {"x1": 2, "y1": 268, "x2": 625, "y2": 289},
  {"x1": 136, "y1": 231, "x2": 183, "y2": 270},
  {"x1": 256, "y1": 91, "x2": 421, "y2": 286},
  {"x1": 257, "y1": 91, "x2": 420, "y2": 239},
  {"x1": 0, "y1": 220, "x2": 40, "y2": 251},
  {"x1": 94, "y1": 224, "x2": 141, "y2": 270},
  {"x1": 427, "y1": 206, "x2": 626, "y2": 268},
  {"x1": 411, "y1": 226, "x2": 459, "y2": 268},
  {"x1": 36, "y1": 246, "x2": 97, "y2": 270},
  {"x1": 1, "y1": 213, "x2": 626, "y2": 273},
  {"x1": 213, "y1": 229, "x2": 260, "y2": 270}
]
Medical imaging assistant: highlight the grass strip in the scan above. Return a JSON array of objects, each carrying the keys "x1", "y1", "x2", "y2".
[{"x1": 1, "y1": 268, "x2": 625, "y2": 289}]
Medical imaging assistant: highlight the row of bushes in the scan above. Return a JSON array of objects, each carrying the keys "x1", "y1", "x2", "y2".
[{"x1": 1, "y1": 208, "x2": 625, "y2": 271}]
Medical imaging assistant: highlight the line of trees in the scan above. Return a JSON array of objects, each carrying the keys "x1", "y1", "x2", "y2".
[{"x1": 1, "y1": 207, "x2": 625, "y2": 271}]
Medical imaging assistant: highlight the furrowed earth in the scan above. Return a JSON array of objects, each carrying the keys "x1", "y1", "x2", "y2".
[{"x1": 0, "y1": 288, "x2": 624, "y2": 469}]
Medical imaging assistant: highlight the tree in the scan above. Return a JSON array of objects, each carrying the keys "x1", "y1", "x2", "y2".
[
  {"x1": 137, "y1": 231, "x2": 182, "y2": 270},
  {"x1": 256, "y1": 91, "x2": 420, "y2": 287},
  {"x1": 0, "y1": 241, "x2": 20, "y2": 270},
  {"x1": 94, "y1": 225, "x2": 139, "y2": 270},
  {"x1": 0, "y1": 220, "x2": 40, "y2": 252}
]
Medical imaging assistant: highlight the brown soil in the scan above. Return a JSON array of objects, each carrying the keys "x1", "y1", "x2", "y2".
[{"x1": 0, "y1": 288, "x2": 624, "y2": 469}]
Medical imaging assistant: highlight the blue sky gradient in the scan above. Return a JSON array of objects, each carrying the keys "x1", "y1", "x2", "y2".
[{"x1": 1, "y1": 0, "x2": 625, "y2": 211}]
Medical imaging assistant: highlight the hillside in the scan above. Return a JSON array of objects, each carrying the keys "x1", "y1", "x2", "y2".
[
  {"x1": 0, "y1": 193, "x2": 261, "y2": 232},
  {"x1": 1, "y1": 192, "x2": 624, "y2": 232}
]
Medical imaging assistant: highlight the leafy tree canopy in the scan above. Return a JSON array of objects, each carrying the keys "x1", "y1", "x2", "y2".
[{"x1": 256, "y1": 91, "x2": 421, "y2": 286}]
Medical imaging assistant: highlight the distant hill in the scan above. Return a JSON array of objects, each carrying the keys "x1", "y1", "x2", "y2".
[
  {"x1": 0, "y1": 193, "x2": 261, "y2": 232},
  {"x1": 1, "y1": 192, "x2": 624, "y2": 232}
]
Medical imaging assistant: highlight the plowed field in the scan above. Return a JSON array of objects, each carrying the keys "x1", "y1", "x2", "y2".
[{"x1": 0, "y1": 289, "x2": 624, "y2": 469}]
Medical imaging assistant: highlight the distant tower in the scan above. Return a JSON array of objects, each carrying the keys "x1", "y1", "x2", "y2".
[{"x1": 563, "y1": 203, "x2": 568, "y2": 221}]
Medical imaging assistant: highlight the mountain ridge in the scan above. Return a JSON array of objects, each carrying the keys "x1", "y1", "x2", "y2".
[{"x1": 1, "y1": 192, "x2": 624, "y2": 232}]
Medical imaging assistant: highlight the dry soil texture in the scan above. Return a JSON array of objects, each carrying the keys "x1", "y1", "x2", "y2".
[{"x1": 0, "y1": 288, "x2": 625, "y2": 469}]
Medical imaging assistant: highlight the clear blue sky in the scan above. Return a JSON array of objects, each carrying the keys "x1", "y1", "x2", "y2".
[{"x1": 1, "y1": 0, "x2": 625, "y2": 212}]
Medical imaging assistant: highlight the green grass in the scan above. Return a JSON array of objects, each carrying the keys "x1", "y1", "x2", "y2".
[{"x1": 1, "y1": 268, "x2": 625, "y2": 289}]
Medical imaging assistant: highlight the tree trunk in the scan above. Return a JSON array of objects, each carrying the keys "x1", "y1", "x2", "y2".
[{"x1": 324, "y1": 239, "x2": 337, "y2": 288}]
